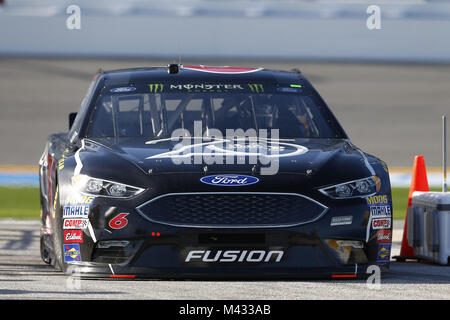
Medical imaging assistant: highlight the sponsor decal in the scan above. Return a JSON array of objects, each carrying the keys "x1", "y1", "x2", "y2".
[
  {"x1": 64, "y1": 218, "x2": 89, "y2": 230},
  {"x1": 377, "y1": 243, "x2": 391, "y2": 262},
  {"x1": 169, "y1": 84, "x2": 244, "y2": 92},
  {"x1": 185, "y1": 250, "x2": 284, "y2": 263},
  {"x1": 58, "y1": 158, "x2": 65, "y2": 170},
  {"x1": 147, "y1": 138, "x2": 309, "y2": 161},
  {"x1": 248, "y1": 83, "x2": 264, "y2": 93},
  {"x1": 365, "y1": 195, "x2": 390, "y2": 206},
  {"x1": 64, "y1": 230, "x2": 83, "y2": 243},
  {"x1": 372, "y1": 218, "x2": 391, "y2": 230},
  {"x1": 369, "y1": 205, "x2": 392, "y2": 218},
  {"x1": 65, "y1": 195, "x2": 95, "y2": 205},
  {"x1": 108, "y1": 213, "x2": 129, "y2": 230},
  {"x1": 376, "y1": 230, "x2": 391, "y2": 243},
  {"x1": 200, "y1": 174, "x2": 259, "y2": 187},
  {"x1": 277, "y1": 87, "x2": 302, "y2": 93},
  {"x1": 330, "y1": 216, "x2": 353, "y2": 227},
  {"x1": 63, "y1": 204, "x2": 89, "y2": 218},
  {"x1": 148, "y1": 83, "x2": 164, "y2": 93},
  {"x1": 110, "y1": 87, "x2": 136, "y2": 93},
  {"x1": 64, "y1": 244, "x2": 81, "y2": 262}
]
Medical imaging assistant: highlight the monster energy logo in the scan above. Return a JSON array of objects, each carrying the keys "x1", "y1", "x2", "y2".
[
  {"x1": 148, "y1": 84, "x2": 164, "y2": 93},
  {"x1": 248, "y1": 84, "x2": 264, "y2": 93}
]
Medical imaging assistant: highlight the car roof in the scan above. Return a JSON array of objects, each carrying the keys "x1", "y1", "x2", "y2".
[{"x1": 101, "y1": 65, "x2": 303, "y2": 85}]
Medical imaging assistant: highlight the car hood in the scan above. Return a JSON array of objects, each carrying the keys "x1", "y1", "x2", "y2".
[{"x1": 82, "y1": 137, "x2": 375, "y2": 187}]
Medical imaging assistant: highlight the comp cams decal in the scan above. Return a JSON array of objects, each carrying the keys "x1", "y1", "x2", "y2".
[
  {"x1": 64, "y1": 218, "x2": 89, "y2": 229},
  {"x1": 372, "y1": 218, "x2": 391, "y2": 230}
]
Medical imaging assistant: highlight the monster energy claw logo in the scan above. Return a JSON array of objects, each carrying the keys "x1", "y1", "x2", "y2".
[
  {"x1": 149, "y1": 84, "x2": 164, "y2": 93},
  {"x1": 248, "y1": 84, "x2": 264, "y2": 93}
]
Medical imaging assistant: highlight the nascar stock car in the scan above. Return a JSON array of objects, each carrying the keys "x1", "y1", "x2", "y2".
[{"x1": 39, "y1": 64, "x2": 392, "y2": 279}]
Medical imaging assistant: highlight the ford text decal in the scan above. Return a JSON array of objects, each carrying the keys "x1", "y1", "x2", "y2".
[{"x1": 200, "y1": 174, "x2": 259, "y2": 187}]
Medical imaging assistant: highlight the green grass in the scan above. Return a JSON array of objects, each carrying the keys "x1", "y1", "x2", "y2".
[
  {"x1": 0, "y1": 186, "x2": 41, "y2": 219},
  {"x1": 0, "y1": 186, "x2": 443, "y2": 220}
]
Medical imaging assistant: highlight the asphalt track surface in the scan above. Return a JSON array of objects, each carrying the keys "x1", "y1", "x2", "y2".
[
  {"x1": 0, "y1": 220, "x2": 449, "y2": 300},
  {"x1": 0, "y1": 58, "x2": 449, "y2": 167}
]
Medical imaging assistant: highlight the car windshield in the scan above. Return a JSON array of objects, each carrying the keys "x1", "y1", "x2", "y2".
[{"x1": 86, "y1": 85, "x2": 343, "y2": 139}]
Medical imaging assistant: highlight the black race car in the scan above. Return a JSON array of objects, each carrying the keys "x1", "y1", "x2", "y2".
[{"x1": 39, "y1": 64, "x2": 393, "y2": 279}]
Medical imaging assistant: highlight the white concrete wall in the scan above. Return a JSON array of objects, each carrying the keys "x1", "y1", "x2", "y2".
[{"x1": 1, "y1": 2, "x2": 450, "y2": 62}]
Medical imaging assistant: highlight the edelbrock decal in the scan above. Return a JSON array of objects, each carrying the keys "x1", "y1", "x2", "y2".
[
  {"x1": 64, "y1": 230, "x2": 84, "y2": 243},
  {"x1": 200, "y1": 175, "x2": 259, "y2": 187}
]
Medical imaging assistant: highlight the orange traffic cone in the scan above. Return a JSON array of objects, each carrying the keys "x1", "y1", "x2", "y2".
[{"x1": 395, "y1": 155, "x2": 429, "y2": 261}]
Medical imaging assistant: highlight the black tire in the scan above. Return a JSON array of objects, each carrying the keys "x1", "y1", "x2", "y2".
[
  {"x1": 51, "y1": 183, "x2": 68, "y2": 273},
  {"x1": 40, "y1": 235, "x2": 52, "y2": 265}
]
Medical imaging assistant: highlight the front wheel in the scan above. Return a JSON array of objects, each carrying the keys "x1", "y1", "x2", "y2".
[{"x1": 51, "y1": 183, "x2": 68, "y2": 273}]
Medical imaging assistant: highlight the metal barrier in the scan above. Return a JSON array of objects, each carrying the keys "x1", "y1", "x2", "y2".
[{"x1": 407, "y1": 191, "x2": 450, "y2": 265}]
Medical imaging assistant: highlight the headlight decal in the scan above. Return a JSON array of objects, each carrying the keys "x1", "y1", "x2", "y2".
[
  {"x1": 71, "y1": 174, "x2": 144, "y2": 198},
  {"x1": 319, "y1": 176, "x2": 381, "y2": 199}
]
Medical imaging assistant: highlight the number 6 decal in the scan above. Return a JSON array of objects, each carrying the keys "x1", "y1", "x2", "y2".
[{"x1": 109, "y1": 213, "x2": 129, "y2": 230}]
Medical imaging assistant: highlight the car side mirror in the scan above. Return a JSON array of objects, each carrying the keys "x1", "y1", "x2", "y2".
[{"x1": 69, "y1": 112, "x2": 77, "y2": 130}]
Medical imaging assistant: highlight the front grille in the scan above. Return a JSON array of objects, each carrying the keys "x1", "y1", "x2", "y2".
[{"x1": 137, "y1": 193, "x2": 327, "y2": 228}]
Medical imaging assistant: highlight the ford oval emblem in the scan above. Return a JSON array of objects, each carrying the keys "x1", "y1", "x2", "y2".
[{"x1": 200, "y1": 175, "x2": 260, "y2": 187}]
